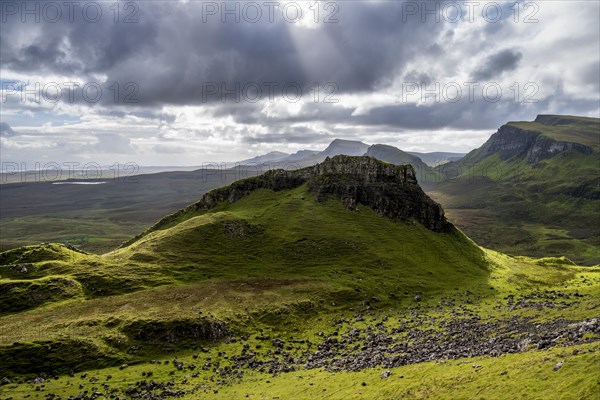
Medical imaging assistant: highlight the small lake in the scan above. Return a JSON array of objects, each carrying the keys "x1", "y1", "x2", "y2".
[{"x1": 51, "y1": 181, "x2": 107, "y2": 185}]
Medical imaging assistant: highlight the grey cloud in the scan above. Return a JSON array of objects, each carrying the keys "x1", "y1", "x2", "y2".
[
  {"x1": 153, "y1": 144, "x2": 186, "y2": 154},
  {"x1": 1, "y1": 2, "x2": 447, "y2": 107},
  {"x1": 581, "y1": 60, "x2": 600, "y2": 92},
  {"x1": 404, "y1": 71, "x2": 433, "y2": 86},
  {"x1": 241, "y1": 127, "x2": 332, "y2": 145},
  {"x1": 472, "y1": 49, "x2": 523, "y2": 81},
  {"x1": 0, "y1": 122, "x2": 16, "y2": 137},
  {"x1": 93, "y1": 133, "x2": 134, "y2": 154},
  {"x1": 103, "y1": 109, "x2": 176, "y2": 123}
]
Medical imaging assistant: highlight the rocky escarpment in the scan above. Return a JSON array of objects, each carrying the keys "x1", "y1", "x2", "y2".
[
  {"x1": 306, "y1": 156, "x2": 451, "y2": 232},
  {"x1": 123, "y1": 156, "x2": 453, "y2": 246},
  {"x1": 464, "y1": 118, "x2": 595, "y2": 165}
]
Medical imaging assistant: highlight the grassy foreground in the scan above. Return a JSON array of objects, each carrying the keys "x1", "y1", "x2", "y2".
[{"x1": 0, "y1": 182, "x2": 599, "y2": 399}]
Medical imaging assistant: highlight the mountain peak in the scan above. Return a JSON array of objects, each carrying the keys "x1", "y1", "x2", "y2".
[
  {"x1": 322, "y1": 139, "x2": 369, "y2": 156},
  {"x1": 237, "y1": 151, "x2": 290, "y2": 165}
]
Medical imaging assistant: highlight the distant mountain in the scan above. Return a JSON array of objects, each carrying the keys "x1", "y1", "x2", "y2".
[
  {"x1": 321, "y1": 139, "x2": 369, "y2": 157},
  {"x1": 237, "y1": 151, "x2": 290, "y2": 165},
  {"x1": 285, "y1": 149, "x2": 320, "y2": 161},
  {"x1": 237, "y1": 139, "x2": 371, "y2": 168},
  {"x1": 234, "y1": 140, "x2": 462, "y2": 182},
  {"x1": 429, "y1": 114, "x2": 600, "y2": 264},
  {"x1": 236, "y1": 140, "x2": 467, "y2": 171},
  {"x1": 407, "y1": 152, "x2": 465, "y2": 166},
  {"x1": 364, "y1": 144, "x2": 439, "y2": 183},
  {"x1": 366, "y1": 144, "x2": 423, "y2": 165},
  {"x1": 458, "y1": 115, "x2": 597, "y2": 165}
]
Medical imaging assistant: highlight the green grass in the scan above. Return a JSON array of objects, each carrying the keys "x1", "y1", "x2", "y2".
[
  {"x1": 2, "y1": 342, "x2": 597, "y2": 399},
  {"x1": 428, "y1": 146, "x2": 600, "y2": 265},
  {"x1": 0, "y1": 166, "x2": 599, "y2": 398},
  {"x1": 110, "y1": 185, "x2": 487, "y2": 292}
]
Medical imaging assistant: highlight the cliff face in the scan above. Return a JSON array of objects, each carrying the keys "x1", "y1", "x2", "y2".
[
  {"x1": 524, "y1": 134, "x2": 593, "y2": 164},
  {"x1": 467, "y1": 122, "x2": 594, "y2": 165},
  {"x1": 306, "y1": 156, "x2": 451, "y2": 232},
  {"x1": 125, "y1": 156, "x2": 453, "y2": 246}
]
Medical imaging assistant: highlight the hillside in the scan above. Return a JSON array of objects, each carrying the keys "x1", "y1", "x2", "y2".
[
  {"x1": 0, "y1": 156, "x2": 598, "y2": 399},
  {"x1": 429, "y1": 115, "x2": 600, "y2": 265}
]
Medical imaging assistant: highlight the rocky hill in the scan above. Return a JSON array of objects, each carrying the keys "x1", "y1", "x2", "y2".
[
  {"x1": 124, "y1": 155, "x2": 453, "y2": 247},
  {"x1": 461, "y1": 115, "x2": 596, "y2": 165},
  {"x1": 430, "y1": 114, "x2": 600, "y2": 264}
]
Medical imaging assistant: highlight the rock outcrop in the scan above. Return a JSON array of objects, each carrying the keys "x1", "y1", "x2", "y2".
[
  {"x1": 306, "y1": 156, "x2": 451, "y2": 232},
  {"x1": 463, "y1": 117, "x2": 595, "y2": 165},
  {"x1": 123, "y1": 156, "x2": 453, "y2": 246}
]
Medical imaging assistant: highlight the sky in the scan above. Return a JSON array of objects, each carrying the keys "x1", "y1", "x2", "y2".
[{"x1": 1, "y1": 0, "x2": 599, "y2": 166}]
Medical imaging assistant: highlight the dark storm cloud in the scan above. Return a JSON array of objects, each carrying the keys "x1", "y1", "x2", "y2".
[
  {"x1": 1, "y1": 0, "x2": 599, "y2": 154},
  {"x1": 0, "y1": 1, "x2": 446, "y2": 106},
  {"x1": 472, "y1": 49, "x2": 523, "y2": 81},
  {"x1": 203, "y1": 95, "x2": 531, "y2": 133},
  {"x1": 1, "y1": 24, "x2": 79, "y2": 73},
  {"x1": 355, "y1": 101, "x2": 525, "y2": 130}
]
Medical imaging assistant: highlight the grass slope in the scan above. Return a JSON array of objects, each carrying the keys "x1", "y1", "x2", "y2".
[
  {"x1": 0, "y1": 180, "x2": 599, "y2": 398},
  {"x1": 428, "y1": 115, "x2": 600, "y2": 265}
]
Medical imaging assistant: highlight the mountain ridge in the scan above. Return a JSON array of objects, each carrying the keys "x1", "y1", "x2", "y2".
[
  {"x1": 234, "y1": 139, "x2": 463, "y2": 169},
  {"x1": 458, "y1": 117, "x2": 597, "y2": 166},
  {"x1": 430, "y1": 114, "x2": 600, "y2": 264}
]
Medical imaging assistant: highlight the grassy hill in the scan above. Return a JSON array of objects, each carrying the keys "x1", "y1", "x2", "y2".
[
  {"x1": 0, "y1": 156, "x2": 598, "y2": 398},
  {"x1": 428, "y1": 115, "x2": 600, "y2": 265}
]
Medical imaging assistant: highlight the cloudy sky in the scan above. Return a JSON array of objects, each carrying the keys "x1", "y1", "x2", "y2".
[{"x1": 1, "y1": 0, "x2": 599, "y2": 165}]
